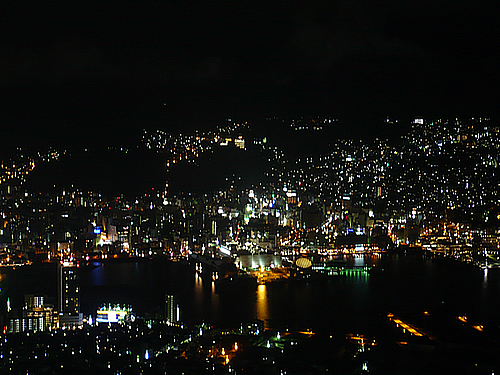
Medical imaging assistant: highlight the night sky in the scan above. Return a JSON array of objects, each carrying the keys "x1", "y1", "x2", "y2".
[{"x1": 2, "y1": 0, "x2": 499, "y2": 148}]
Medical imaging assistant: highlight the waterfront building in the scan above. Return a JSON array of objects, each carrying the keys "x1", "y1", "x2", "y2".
[
  {"x1": 96, "y1": 304, "x2": 134, "y2": 324},
  {"x1": 8, "y1": 294, "x2": 55, "y2": 333},
  {"x1": 57, "y1": 261, "x2": 83, "y2": 329},
  {"x1": 165, "y1": 294, "x2": 180, "y2": 325}
]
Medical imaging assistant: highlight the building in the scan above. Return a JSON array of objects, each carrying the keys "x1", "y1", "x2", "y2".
[
  {"x1": 57, "y1": 261, "x2": 83, "y2": 329},
  {"x1": 96, "y1": 304, "x2": 134, "y2": 324},
  {"x1": 165, "y1": 294, "x2": 180, "y2": 325},
  {"x1": 9, "y1": 294, "x2": 55, "y2": 333},
  {"x1": 234, "y1": 135, "x2": 245, "y2": 149}
]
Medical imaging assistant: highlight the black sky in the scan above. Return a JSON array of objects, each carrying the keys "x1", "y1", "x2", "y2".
[{"x1": 2, "y1": 0, "x2": 499, "y2": 148}]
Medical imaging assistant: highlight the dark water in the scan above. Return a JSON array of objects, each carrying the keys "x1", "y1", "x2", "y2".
[{"x1": 2, "y1": 254, "x2": 500, "y2": 333}]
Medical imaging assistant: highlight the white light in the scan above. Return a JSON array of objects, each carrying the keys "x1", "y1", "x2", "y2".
[{"x1": 220, "y1": 245, "x2": 231, "y2": 256}]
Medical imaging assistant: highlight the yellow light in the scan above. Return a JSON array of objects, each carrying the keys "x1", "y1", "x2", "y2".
[
  {"x1": 472, "y1": 325, "x2": 484, "y2": 332},
  {"x1": 392, "y1": 318, "x2": 423, "y2": 336}
]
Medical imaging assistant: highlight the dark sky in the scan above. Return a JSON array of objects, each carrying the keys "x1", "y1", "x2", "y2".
[{"x1": 2, "y1": 0, "x2": 499, "y2": 148}]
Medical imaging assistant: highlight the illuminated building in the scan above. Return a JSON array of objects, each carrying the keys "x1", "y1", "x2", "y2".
[
  {"x1": 8, "y1": 294, "x2": 55, "y2": 333},
  {"x1": 57, "y1": 261, "x2": 83, "y2": 329},
  {"x1": 96, "y1": 304, "x2": 134, "y2": 324},
  {"x1": 95, "y1": 217, "x2": 118, "y2": 246},
  {"x1": 23, "y1": 295, "x2": 55, "y2": 331},
  {"x1": 234, "y1": 136, "x2": 245, "y2": 149},
  {"x1": 286, "y1": 190, "x2": 297, "y2": 204},
  {"x1": 165, "y1": 294, "x2": 180, "y2": 325}
]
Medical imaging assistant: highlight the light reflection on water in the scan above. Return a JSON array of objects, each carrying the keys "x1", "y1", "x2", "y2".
[
  {"x1": 210, "y1": 280, "x2": 219, "y2": 316},
  {"x1": 194, "y1": 273, "x2": 203, "y2": 306},
  {"x1": 256, "y1": 284, "x2": 269, "y2": 326},
  {"x1": 190, "y1": 272, "x2": 220, "y2": 323},
  {"x1": 0, "y1": 270, "x2": 6, "y2": 297},
  {"x1": 3, "y1": 255, "x2": 500, "y2": 332},
  {"x1": 89, "y1": 264, "x2": 104, "y2": 286},
  {"x1": 483, "y1": 267, "x2": 488, "y2": 287},
  {"x1": 354, "y1": 255, "x2": 365, "y2": 267}
]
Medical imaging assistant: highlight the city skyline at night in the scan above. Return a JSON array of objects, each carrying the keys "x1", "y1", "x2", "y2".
[{"x1": 2, "y1": 1, "x2": 500, "y2": 373}]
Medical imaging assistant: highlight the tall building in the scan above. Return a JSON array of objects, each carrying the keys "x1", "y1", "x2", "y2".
[
  {"x1": 165, "y1": 294, "x2": 180, "y2": 325},
  {"x1": 57, "y1": 261, "x2": 83, "y2": 329}
]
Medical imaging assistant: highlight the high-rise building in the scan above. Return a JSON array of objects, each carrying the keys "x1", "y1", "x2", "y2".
[
  {"x1": 165, "y1": 294, "x2": 180, "y2": 325},
  {"x1": 57, "y1": 261, "x2": 83, "y2": 329}
]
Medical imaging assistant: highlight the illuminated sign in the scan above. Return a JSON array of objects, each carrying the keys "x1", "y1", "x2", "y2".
[{"x1": 94, "y1": 227, "x2": 101, "y2": 235}]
